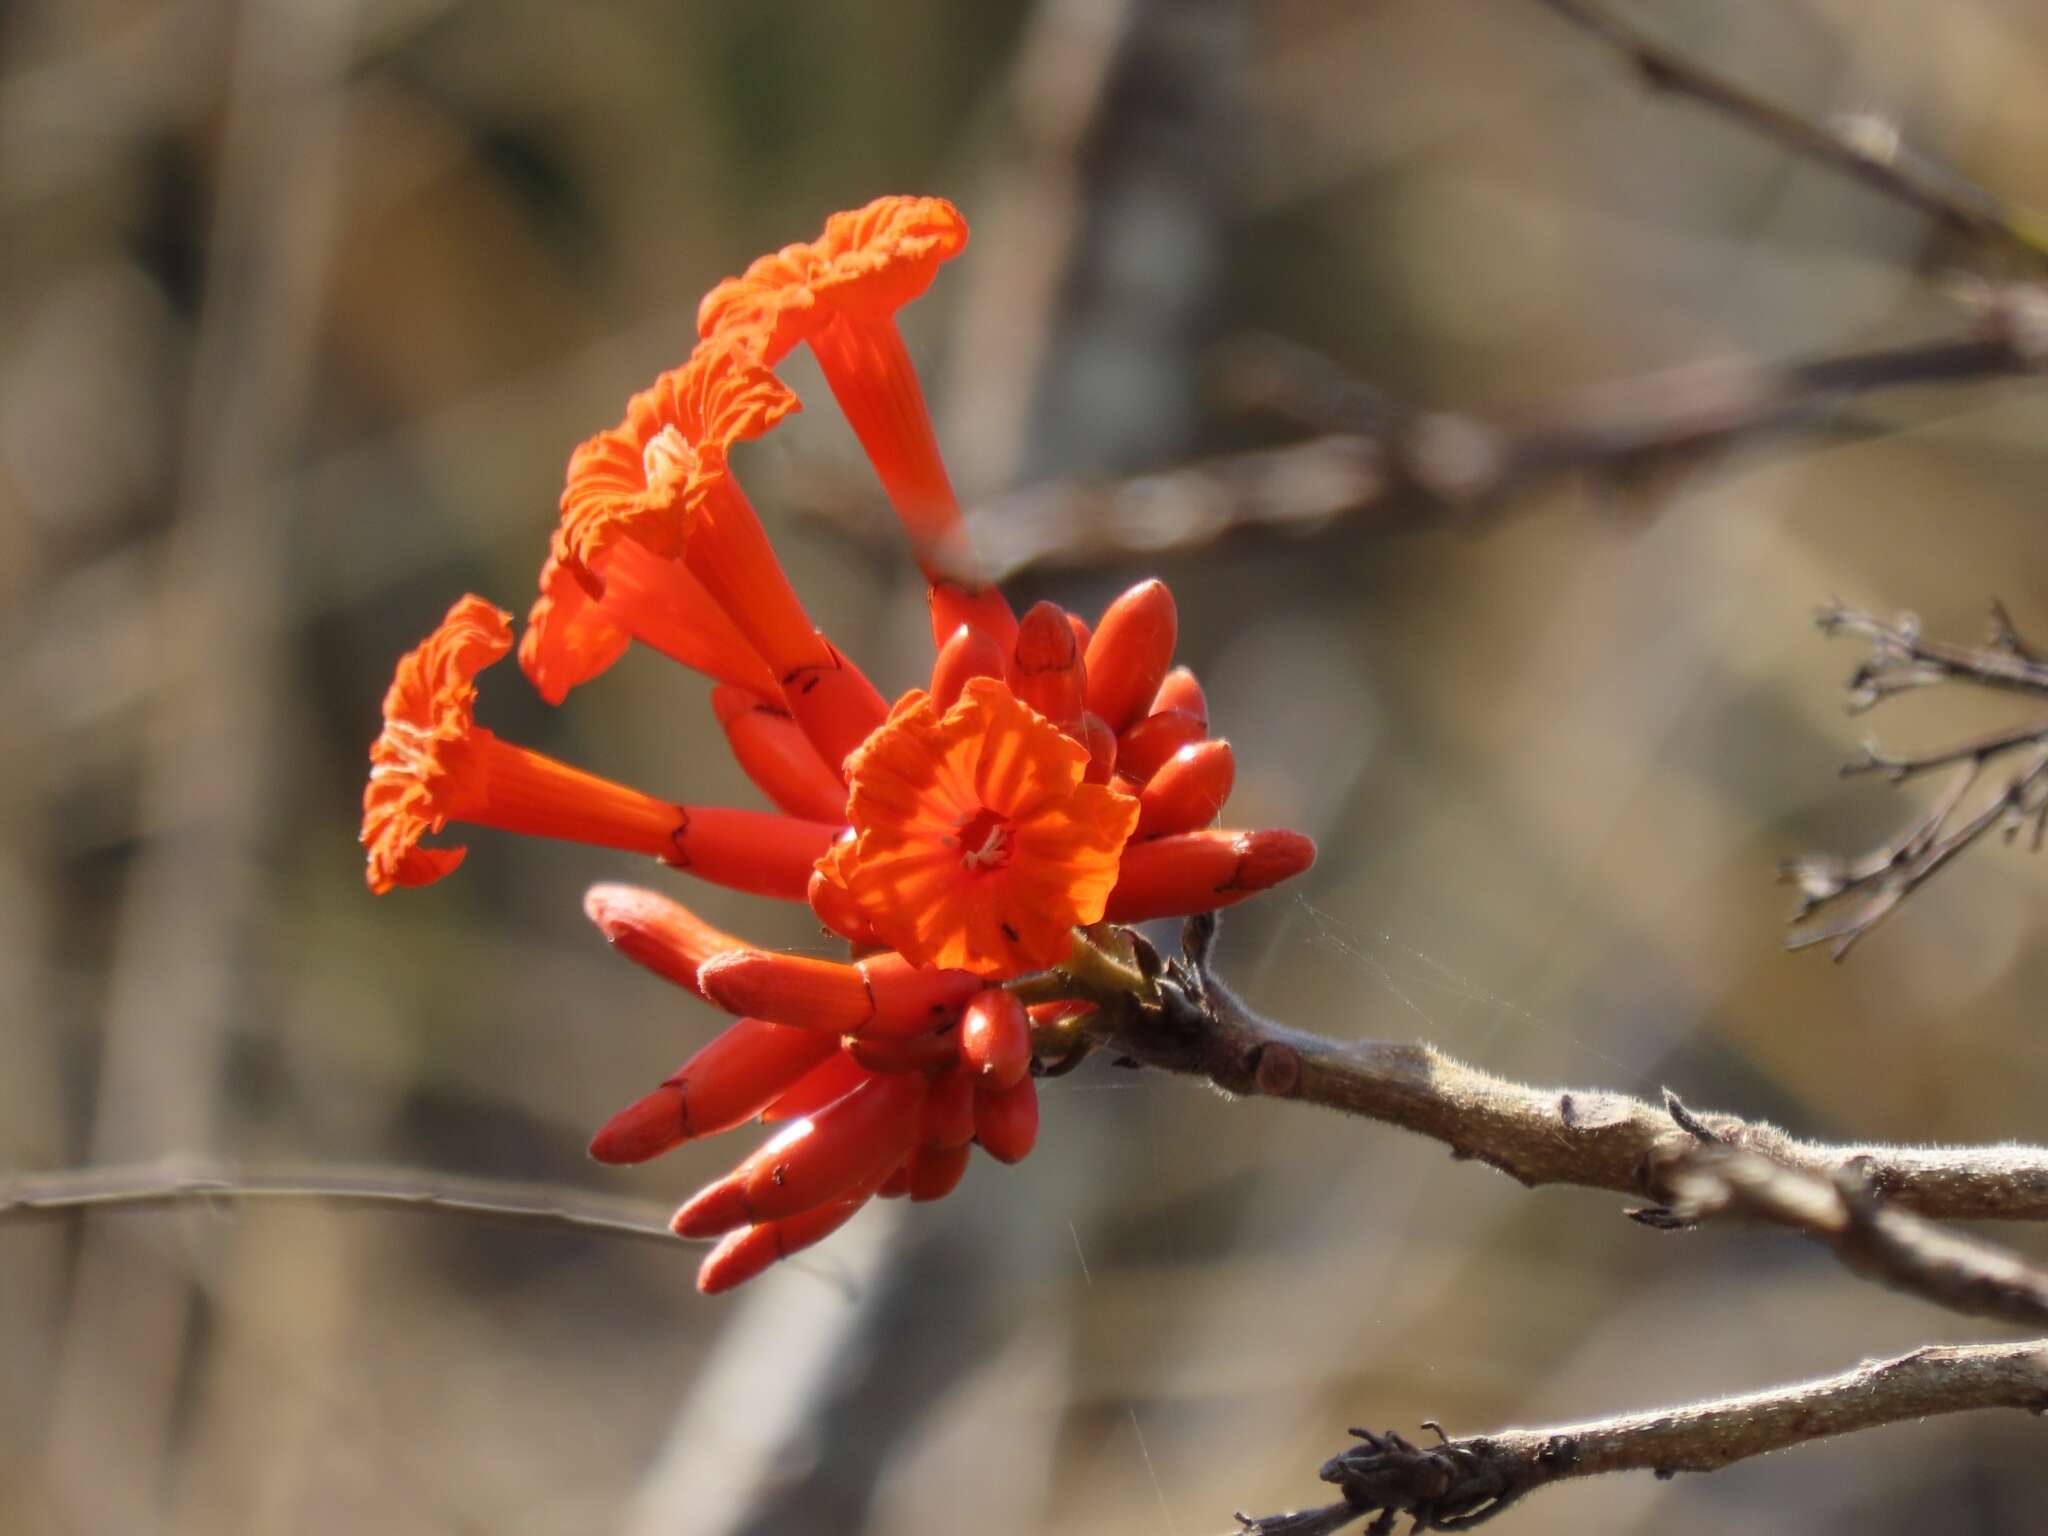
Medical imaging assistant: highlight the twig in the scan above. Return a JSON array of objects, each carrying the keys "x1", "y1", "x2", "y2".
[
  {"x1": 1530, "y1": 0, "x2": 2048, "y2": 270},
  {"x1": 1786, "y1": 603, "x2": 2048, "y2": 959},
  {"x1": 0, "y1": 1161, "x2": 686, "y2": 1249},
  {"x1": 1643, "y1": 1145, "x2": 2048, "y2": 1330},
  {"x1": 1235, "y1": 1340, "x2": 2048, "y2": 1534},
  {"x1": 960, "y1": 318, "x2": 2044, "y2": 579},
  {"x1": 1059, "y1": 915, "x2": 2048, "y2": 1222}
]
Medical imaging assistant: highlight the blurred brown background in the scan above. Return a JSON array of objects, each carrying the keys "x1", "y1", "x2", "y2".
[{"x1": 4, "y1": 1, "x2": 2046, "y2": 1533}]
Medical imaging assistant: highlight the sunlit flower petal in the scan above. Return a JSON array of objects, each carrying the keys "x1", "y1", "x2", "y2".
[{"x1": 822, "y1": 677, "x2": 1139, "y2": 977}]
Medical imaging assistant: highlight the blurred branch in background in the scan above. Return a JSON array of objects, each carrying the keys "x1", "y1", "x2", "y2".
[
  {"x1": 1786, "y1": 603, "x2": 2048, "y2": 958},
  {"x1": 0, "y1": 1162, "x2": 683, "y2": 1249},
  {"x1": 1529, "y1": 0, "x2": 2048, "y2": 271},
  {"x1": 1238, "y1": 1341, "x2": 2048, "y2": 1536},
  {"x1": 949, "y1": 298, "x2": 2046, "y2": 579}
]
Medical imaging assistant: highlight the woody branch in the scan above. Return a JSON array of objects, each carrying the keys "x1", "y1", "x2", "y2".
[
  {"x1": 1055, "y1": 914, "x2": 2048, "y2": 1223},
  {"x1": 1234, "y1": 1341, "x2": 2048, "y2": 1536}
]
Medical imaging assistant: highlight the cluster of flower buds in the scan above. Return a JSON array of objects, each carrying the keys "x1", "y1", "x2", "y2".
[{"x1": 361, "y1": 197, "x2": 1315, "y2": 1291}]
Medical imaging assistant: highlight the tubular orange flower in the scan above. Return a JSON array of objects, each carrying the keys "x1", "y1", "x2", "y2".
[
  {"x1": 819, "y1": 677, "x2": 1140, "y2": 977},
  {"x1": 696, "y1": 948, "x2": 982, "y2": 1037},
  {"x1": 557, "y1": 342, "x2": 888, "y2": 768},
  {"x1": 582, "y1": 883, "x2": 749, "y2": 999},
  {"x1": 360, "y1": 596, "x2": 838, "y2": 899},
  {"x1": 558, "y1": 343, "x2": 797, "y2": 578},
  {"x1": 521, "y1": 535, "x2": 780, "y2": 705},
  {"x1": 711, "y1": 686, "x2": 850, "y2": 824},
  {"x1": 698, "y1": 195, "x2": 1014, "y2": 647},
  {"x1": 1104, "y1": 828, "x2": 1318, "y2": 924},
  {"x1": 588, "y1": 1018, "x2": 838, "y2": 1165}
]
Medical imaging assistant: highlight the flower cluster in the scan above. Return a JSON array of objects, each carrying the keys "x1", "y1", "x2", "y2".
[{"x1": 361, "y1": 197, "x2": 1315, "y2": 1292}]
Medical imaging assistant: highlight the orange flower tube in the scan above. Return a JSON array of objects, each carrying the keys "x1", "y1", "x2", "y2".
[
  {"x1": 712, "y1": 686, "x2": 850, "y2": 824},
  {"x1": 1104, "y1": 828, "x2": 1317, "y2": 923},
  {"x1": 761, "y1": 1051, "x2": 869, "y2": 1123},
  {"x1": 588, "y1": 1018, "x2": 838, "y2": 1164},
  {"x1": 698, "y1": 196, "x2": 1015, "y2": 649},
  {"x1": 521, "y1": 537, "x2": 779, "y2": 706},
  {"x1": 558, "y1": 346, "x2": 887, "y2": 770},
  {"x1": 696, "y1": 949, "x2": 982, "y2": 1037},
  {"x1": 360, "y1": 597, "x2": 837, "y2": 899},
  {"x1": 671, "y1": 1069, "x2": 929, "y2": 1237},
  {"x1": 696, "y1": 1172, "x2": 885, "y2": 1295},
  {"x1": 582, "y1": 883, "x2": 748, "y2": 998}
]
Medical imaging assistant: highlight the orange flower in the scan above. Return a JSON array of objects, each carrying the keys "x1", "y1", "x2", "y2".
[
  {"x1": 361, "y1": 595, "x2": 839, "y2": 898},
  {"x1": 557, "y1": 343, "x2": 888, "y2": 769},
  {"x1": 818, "y1": 677, "x2": 1139, "y2": 977},
  {"x1": 698, "y1": 196, "x2": 1012, "y2": 647},
  {"x1": 558, "y1": 343, "x2": 797, "y2": 576},
  {"x1": 519, "y1": 535, "x2": 782, "y2": 706}
]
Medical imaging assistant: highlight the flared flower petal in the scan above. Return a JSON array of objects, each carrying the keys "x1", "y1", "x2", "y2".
[
  {"x1": 362, "y1": 595, "x2": 837, "y2": 898},
  {"x1": 362, "y1": 595, "x2": 515, "y2": 893},
  {"x1": 558, "y1": 344, "x2": 799, "y2": 577},
  {"x1": 822, "y1": 676, "x2": 1139, "y2": 977},
  {"x1": 698, "y1": 196, "x2": 1012, "y2": 648},
  {"x1": 698, "y1": 195, "x2": 969, "y2": 364}
]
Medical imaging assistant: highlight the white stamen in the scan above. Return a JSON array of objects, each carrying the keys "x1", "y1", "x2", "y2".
[
  {"x1": 642, "y1": 425, "x2": 691, "y2": 489},
  {"x1": 960, "y1": 821, "x2": 1008, "y2": 870}
]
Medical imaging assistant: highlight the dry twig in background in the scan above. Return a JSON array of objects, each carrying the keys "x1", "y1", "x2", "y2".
[
  {"x1": 1529, "y1": 0, "x2": 2048, "y2": 271},
  {"x1": 954, "y1": 298, "x2": 2047, "y2": 579},
  {"x1": 0, "y1": 1162, "x2": 684, "y2": 1249},
  {"x1": 1235, "y1": 1340, "x2": 2048, "y2": 1535},
  {"x1": 1785, "y1": 602, "x2": 2048, "y2": 958}
]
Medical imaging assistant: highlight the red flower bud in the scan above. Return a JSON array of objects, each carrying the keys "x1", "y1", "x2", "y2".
[
  {"x1": 960, "y1": 989, "x2": 1032, "y2": 1092},
  {"x1": 695, "y1": 1179, "x2": 881, "y2": 1294},
  {"x1": 908, "y1": 1142, "x2": 971, "y2": 1202},
  {"x1": 1009, "y1": 601, "x2": 1088, "y2": 734},
  {"x1": 1135, "y1": 739, "x2": 1236, "y2": 837},
  {"x1": 973, "y1": 1075, "x2": 1039, "y2": 1164},
  {"x1": 930, "y1": 624, "x2": 1007, "y2": 709},
  {"x1": 589, "y1": 1017, "x2": 838, "y2": 1164},
  {"x1": 1116, "y1": 708, "x2": 1206, "y2": 783},
  {"x1": 673, "y1": 1069, "x2": 929, "y2": 1237},
  {"x1": 1105, "y1": 828, "x2": 1317, "y2": 923},
  {"x1": 1083, "y1": 579, "x2": 1177, "y2": 732}
]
